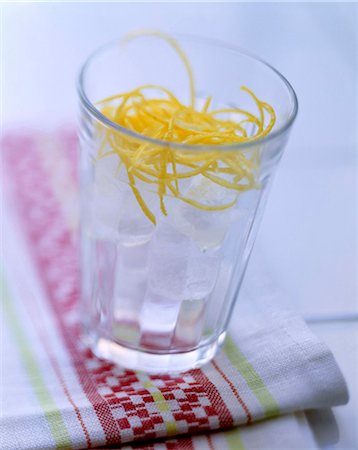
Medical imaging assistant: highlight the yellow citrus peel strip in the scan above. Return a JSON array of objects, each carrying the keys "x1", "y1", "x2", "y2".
[{"x1": 96, "y1": 32, "x2": 276, "y2": 224}]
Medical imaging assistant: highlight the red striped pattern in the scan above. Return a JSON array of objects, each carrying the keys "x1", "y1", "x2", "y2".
[
  {"x1": 212, "y1": 360, "x2": 252, "y2": 425},
  {"x1": 3, "y1": 134, "x2": 121, "y2": 445}
]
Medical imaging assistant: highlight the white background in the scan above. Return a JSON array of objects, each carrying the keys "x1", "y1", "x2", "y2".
[{"x1": 1, "y1": 3, "x2": 357, "y2": 448}]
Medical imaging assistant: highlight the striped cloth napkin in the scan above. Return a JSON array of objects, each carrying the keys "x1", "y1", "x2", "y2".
[{"x1": 1, "y1": 131, "x2": 348, "y2": 450}]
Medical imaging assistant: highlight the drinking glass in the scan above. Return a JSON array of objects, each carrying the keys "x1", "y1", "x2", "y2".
[{"x1": 77, "y1": 34, "x2": 298, "y2": 373}]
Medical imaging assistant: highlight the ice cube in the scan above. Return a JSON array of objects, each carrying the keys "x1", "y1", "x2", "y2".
[
  {"x1": 92, "y1": 155, "x2": 155, "y2": 245},
  {"x1": 167, "y1": 174, "x2": 243, "y2": 250},
  {"x1": 111, "y1": 242, "x2": 149, "y2": 345},
  {"x1": 112, "y1": 242, "x2": 149, "y2": 321},
  {"x1": 148, "y1": 221, "x2": 220, "y2": 301}
]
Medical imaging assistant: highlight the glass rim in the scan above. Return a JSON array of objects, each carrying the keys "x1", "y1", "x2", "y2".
[{"x1": 77, "y1": 33, "x2": 298, "y2": 151}]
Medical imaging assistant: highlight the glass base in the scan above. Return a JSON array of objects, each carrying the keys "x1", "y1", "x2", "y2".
[{"x1": 87, "y1": 331, "x2": 226, "y2": 374}]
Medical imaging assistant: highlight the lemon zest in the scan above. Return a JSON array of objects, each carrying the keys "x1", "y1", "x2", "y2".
[{"x1": 96, "y1": 32, "x2": 276, "y2": 224}]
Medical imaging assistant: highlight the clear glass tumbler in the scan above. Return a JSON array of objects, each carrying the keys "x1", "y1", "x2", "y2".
[{"x1": 77, "y1": 34, "x2": 298, "y2": 373}]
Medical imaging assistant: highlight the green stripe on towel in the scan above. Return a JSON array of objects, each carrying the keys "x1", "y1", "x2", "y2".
[
  {"x1": 1, "y1": 278, "x2": 72, "y2": 449},
  {"x1": 224, "y1": 336, "x2": 280, "y2": 418},
  {"x1": 224, "y1": 427, "x2": 246, "y2": 450}
]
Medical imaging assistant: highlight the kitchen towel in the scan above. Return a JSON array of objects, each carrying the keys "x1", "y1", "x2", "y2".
[{"x1": 0, "y1": 131, "x2": 348, "y2": 449}]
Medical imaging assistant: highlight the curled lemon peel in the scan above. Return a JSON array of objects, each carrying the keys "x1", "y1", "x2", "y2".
[{"x1": 96, "y1": 32, "x2": 276, "y2": 224}]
